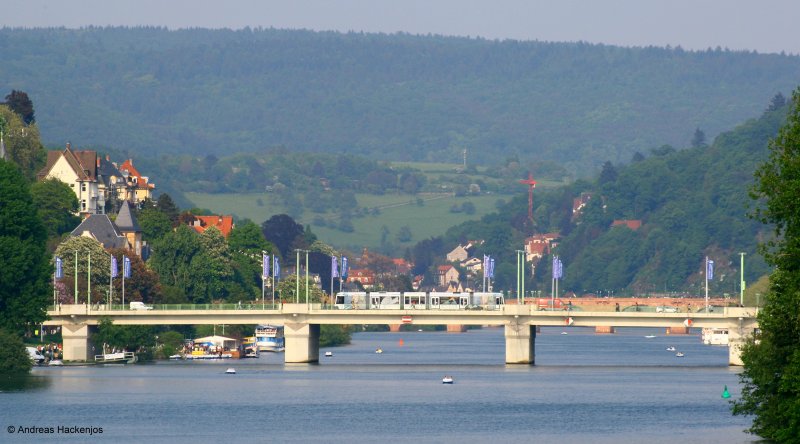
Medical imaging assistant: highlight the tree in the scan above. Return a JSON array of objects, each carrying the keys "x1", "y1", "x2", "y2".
[
  {"x1": 691, "y1": 128, "x2": 706, "y2": 148},
  {"x1": 156, "y1": 193, "x2": 181, "y2": 226},
  {"x1": 0, "y1": 105, "x2": 46, "y2": 180},
  {"x1": 4, "y1": 90, "x2": 35, "y2": 125},
  {"x1": 0, "y1": 329, "x2": 32, "y2": 374},
  {"x1": 598, "y1": 161, "x2": 618, "y2": 184},
  {"x1": 767, "y1": 92, "x2": 786, "y2": 112},
  {"x1": 733, "y1": 87, "x2": 800, "y2": 442},
  {"x1": 149, "y1": 225, "x2": 203, "y2": 300},
  {"x1": 30, "y1": 178, "x2": 80, "y2": 238},
  {"x1": 137, "y1": 207, "x2": 173, "y2": 243},
  {"x1": 396, "y1": 226, "x2": 413, "y2": 243},
  {"x1": 0, "y1": 160, "x2": 50, "y2": 334},
  {"x1": 108, "y1": 248, "x2": 162, "y2": 304},
  {"x1": 261, "y1": 214, "x2": 305, "y2": 258},
  {"x1": 53, "y1": 236, "x2": 112, "y2": 304}
]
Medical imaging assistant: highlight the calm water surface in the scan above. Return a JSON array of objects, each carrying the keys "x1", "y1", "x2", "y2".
[{"x1": 0, "y1": 327, "x2": 754, "y2": 443}]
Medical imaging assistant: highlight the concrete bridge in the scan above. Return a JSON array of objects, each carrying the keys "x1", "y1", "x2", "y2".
[{"x1": 45, "y1": 304, "x2": 758, "y2": 365}]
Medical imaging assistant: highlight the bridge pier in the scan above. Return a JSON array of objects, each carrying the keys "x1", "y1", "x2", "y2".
[
  {"x1": 284, "y1": 323, "x2": 320, "y2": 363},
  {"x1": 727, "y1": 327, "x2": 750, "y2": 366},
  {"x1": 446, "y1": 325, "x2": 466, "y2": 333},
  {"x1": 62, "y1": 323, "x2": 92, "y2": 362},
  {"x1": 505, "y1": 324, "x2": 535, "y2": 365},
  {"x1": 595, "y1": 326, "x2": 615, "y2": 334},
  {"x1": 388, "y1": 325, "x2": 402, "y2": 332}
]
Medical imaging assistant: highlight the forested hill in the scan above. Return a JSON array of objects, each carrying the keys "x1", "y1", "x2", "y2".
[
  {"x1": 433, "y1": 102, "x2": 789, "y2": 294},
  {"x1": 1, "y1": 27, "x2": 799, "y2": 176}
]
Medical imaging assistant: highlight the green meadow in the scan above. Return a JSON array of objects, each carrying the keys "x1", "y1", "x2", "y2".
[{"x1": 185, "y1": 191, "x2": 506, "y2": 251}]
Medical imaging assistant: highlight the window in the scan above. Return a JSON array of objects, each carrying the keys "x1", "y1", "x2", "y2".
[
  {"x1": 81, "y1": 183, "x2": 86, "y2": 192},
  {"x1": 81, "y1": 200, "x2": 86, "y2": 210}
]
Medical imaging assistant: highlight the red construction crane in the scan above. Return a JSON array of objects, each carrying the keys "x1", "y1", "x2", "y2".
[{"x1": 519, "y1": 173, "x2": 537, "y2": 223}]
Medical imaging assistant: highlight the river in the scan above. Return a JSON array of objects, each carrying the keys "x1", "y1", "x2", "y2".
[{"x1": 0, "y1": 327, "x2": 754, "y2": 443}]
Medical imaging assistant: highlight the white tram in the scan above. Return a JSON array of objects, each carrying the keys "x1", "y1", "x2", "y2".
[{"x1": 334, "y1": 291, "x2": 504, "y2": 310}]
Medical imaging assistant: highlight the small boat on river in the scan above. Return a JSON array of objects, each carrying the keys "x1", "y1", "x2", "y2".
[
  {"x1": 675, "y1": 352, "x2": 685, "y2": 357},
  {"x1": 325, "y1": 351, "x2": 333, "y2": 357},
  {"x1": 442, "y1": 376, "x2": 454, "y2": 384},
  {"x1": 375, "y1": 347, "x2": 383, "y2": 354},
  {"x1": 225, "y1": 368, "x2": 236, "y2": 374},
  {"x1": 645, "y1": 335, "x2": 656, "y2": 339},
  {"x1": 666, "y1": 346, "x2": 676, "y2": 352},
  {"x1": 95, "y1": 352, "x2": 137, "y2": 364}
]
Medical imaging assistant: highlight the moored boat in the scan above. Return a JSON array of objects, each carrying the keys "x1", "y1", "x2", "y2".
[
  {"x1": 442, "y1": 376, "x2": 454, "y2": 384},
  {"x1": 255, "y1": 325, "x2": 285, "y2": 352}
]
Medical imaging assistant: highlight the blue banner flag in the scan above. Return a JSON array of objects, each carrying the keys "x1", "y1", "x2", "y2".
[
  {"x1": 332, "y1": 256, "x2": 339, "y2": 278},
  {"x1": 55, "y1": 256, "x2": 63, "y2": 279},
  {"x1": 341, "y1": 257, "x2": 348, "y2": 279},
  {"x1": 489, "y1": 258, "x2": 495, "y2": 278},
  {"x1": 262, "y1": 253, "x2": 270, "y2": 278},
  {"x1": 111, "y1": 255, "x2": 118, "y2": 278},
  {"x1": 557, "y1": 259, "x2": 563, "y2": 280},
  {"x1": 706, "y1": 259, "x2": 714, "y2": 280},
  {"x1": 123, "y1": 256, "x2": 131, "y2": 278},
  {"x1": 552, "y1": 255, "x2": 559, "y2": 279},
  {"x1": 273, "y1": 257, "x2": 280, "y2": 278},
  {"x1": 483, "y1": 254, "x2": 489, "y2": 274}
]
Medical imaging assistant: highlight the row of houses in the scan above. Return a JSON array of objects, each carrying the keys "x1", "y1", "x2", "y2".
[
  {"x1": 37, "y1": 143, "x2": 235, "y2": 259},
  {"x1": 36, "y1": 143, "x2": 154, "y2": 217}
]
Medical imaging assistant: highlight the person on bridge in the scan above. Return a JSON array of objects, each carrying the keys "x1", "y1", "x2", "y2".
[{"x1": 615, "y1": 303, "x2": 620, "y2": 312}]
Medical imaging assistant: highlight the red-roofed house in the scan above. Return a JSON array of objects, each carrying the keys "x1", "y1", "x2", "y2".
[
  {"x1": 118, "y1": 159, "x2": 155, "y2": 204},
  {"x1": 37, "y1": 143, "x2": 106, "y2": 217},
  {"x1": 348, "y1": 269, "x2": 375, "y2": 289},
  {"x1": 187, "y1": 215, "x2": 235, "y2": 238},
  {"x1": 611, "y1": 220, "x2": 642, "y2": 230},
  {"x1": 392, "y1": 258, "x2": 412, "y2": 275}
]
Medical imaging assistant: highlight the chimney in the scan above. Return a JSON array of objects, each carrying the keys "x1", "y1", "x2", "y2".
[
  {"x1": 66, "y1": 142, "x2": 71, "y2": 151},
  {"x1": 96, "y1": 157, "x2": 100, "y2": 167}
]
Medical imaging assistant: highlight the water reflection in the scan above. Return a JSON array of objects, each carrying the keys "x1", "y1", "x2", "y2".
[{"x1": 0, "y1": 373, "x2": 51, "y2": 392}]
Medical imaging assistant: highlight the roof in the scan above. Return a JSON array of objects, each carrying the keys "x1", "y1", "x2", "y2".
[
  {"x1": 37, "y1": 145, "x2": 98, "y2": 182},
  {"x1": 115, "y1": 201, "x2": 141, "y2": 233},
  {"x1": 70, "y1": 214, "x2": 127, "y2": 249},
  {"x1": 98, "y1": 156, "x2": 123, "y2": 186},
  {"x1": 190, "y1": 215, "x2": 235, "y2": 238},
  {"x1": 612, "y1": 220, "x2": 642, "y2": 230},
  {"x1": 119, "y1": 159, "x2": 155, "y2": 190},
  {"x1": 438, "y1": 265, "x2": 454, "y2": 271}
]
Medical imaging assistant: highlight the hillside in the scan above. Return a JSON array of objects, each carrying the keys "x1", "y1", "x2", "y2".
[
  {"x1": 427, "y1": 102, "x2": 789, "y2": 294},
  {"x1": 2, "y1": 27, "x2": 799, "y2": 176}
]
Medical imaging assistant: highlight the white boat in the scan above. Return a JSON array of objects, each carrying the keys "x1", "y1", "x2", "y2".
[
  {"x1": 702, "y1": 328, "x2": 729, "y2": 345},
  {"x1": 644, "y1": 335, "x2": 656, "y2": 339},
  {"x1": 95, "y1": 352, "x2": 137, "y2": 364},
  {"x1": 375, "y1": 348, "x2": 383, "y2": 354},
  {"x1": 325, "y1": 351, "x2": 333, "y2": 357},
  {"x1": 442, "y1": 376, "x2": 454, "y2": 384},
  {"x1": 169, "y1": 354, "x2": 184, "y2": 360},
  {"x1": 225, "y1": 368, "x2": 236, "y2": 374},
  {"x1": 560, "y1": 332, "x2": 568, "y2": 335},
  {"x1": 675, "y1": 352, "x2": 685, "y2": 357},
  {"x1": 255, "y1": 325, "x2": 285, "y2": 352},
  {"x1": 666, "y1": 346, "x2": 676, "y2": 352}
]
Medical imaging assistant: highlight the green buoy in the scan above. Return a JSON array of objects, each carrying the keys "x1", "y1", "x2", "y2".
[{"x1": 722, "y1": 385, "x2": 731, "y2": 399}]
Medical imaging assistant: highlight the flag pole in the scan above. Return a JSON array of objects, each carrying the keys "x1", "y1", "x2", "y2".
[
  {"x1": 705, "y1": 256, "x2": 709, "y2": 312},
  {"x1": 74, "y1": 250, "x2": 78, "y2": 304},
  {"x1": 87, "y1": 252, "x2": 91, "y2": 308}
]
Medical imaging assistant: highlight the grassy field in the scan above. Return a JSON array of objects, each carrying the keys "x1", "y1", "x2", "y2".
[{"x1": 185, "y1": 191, "x2": 506, "y2": 251}]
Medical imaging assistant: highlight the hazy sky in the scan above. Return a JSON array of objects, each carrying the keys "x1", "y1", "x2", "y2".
[{"x1": 2, "y1": 0, "x2": 799, "y2": 55}]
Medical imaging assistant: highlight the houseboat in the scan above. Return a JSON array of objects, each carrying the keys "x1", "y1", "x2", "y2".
[
  {"x1": 702, "y1": 328, "x2": 729, "y2": 346},
  {"x1": 255, "y1": 325, "x2": 285, "y2": 352}
]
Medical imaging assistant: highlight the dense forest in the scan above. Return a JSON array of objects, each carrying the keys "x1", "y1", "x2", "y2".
[
  {"x1": 1, "y1": 27, "x2": 799, "y2": 176},
  {"x1": 414, "y1": 97, "x2": 788, "y2": 294}
]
